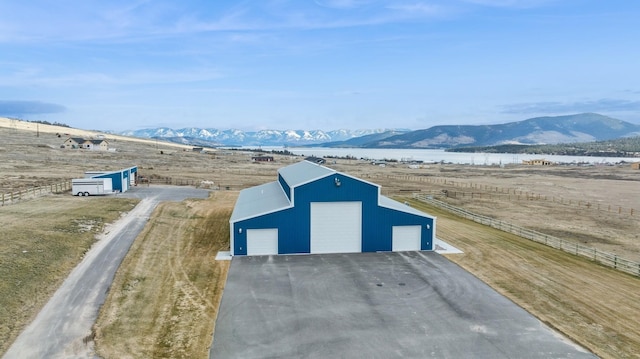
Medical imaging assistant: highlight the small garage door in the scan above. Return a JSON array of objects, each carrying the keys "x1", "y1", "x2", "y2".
[
  {"x1": 392, "y1": 225, "x2": 422, "y2": 252},
  {"x1": 247, "y1": 229, "x2": 278, "y2": 256},
  {"x1": 310, "y1": 202, "x2": 362, "y2": 254}
]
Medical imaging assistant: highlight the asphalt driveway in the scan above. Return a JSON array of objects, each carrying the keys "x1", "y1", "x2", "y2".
[{"x1": 210, "y1": 251, "x2": 596, "y2": 359}]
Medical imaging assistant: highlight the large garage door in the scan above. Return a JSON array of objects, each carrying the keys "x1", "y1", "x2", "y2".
[
  {"x1": 392, "y1": 225, "x2": 421, "y2": 252},
  {"x1": 247, "y1": 229, "x2": 278, "y2": 256},
  {"x1": 310, "y1": 202, "x2": 362, "y2": 254}
]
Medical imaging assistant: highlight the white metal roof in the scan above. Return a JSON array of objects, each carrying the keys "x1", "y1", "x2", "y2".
[
  {"x1": 231, "y1": 160, "x2": 433, "y2": 223},
  {"x1": 378, "y1": 195, "x2": 435, "y2": 219},
  {"x1": 278, "y1": 160, "x2": 335, "y2": 188},
  {"x1": 230, "y1": 181, "x2": 291, "y2": 222}
]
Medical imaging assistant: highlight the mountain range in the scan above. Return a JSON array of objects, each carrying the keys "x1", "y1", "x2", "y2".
[
  {"x1": 119, "y1": 128, "x2": 403, "y2": 147},
  {"x1": 120, "y1": 113, "x2": 640, "y2": 149}
]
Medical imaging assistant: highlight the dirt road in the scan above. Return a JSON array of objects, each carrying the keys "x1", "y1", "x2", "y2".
[{"x1": 2, "y1": 187, "x2": 210, "y2": 359}]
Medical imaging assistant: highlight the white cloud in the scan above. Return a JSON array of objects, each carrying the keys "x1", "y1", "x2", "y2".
[
  {"x1": 0, "y1": 67, "x2": 223, "y2": 88},
  {"x1": 462, "y1": 0, "x2": 554, "y2": 9},
  {"x1": 386, "y1": 3, "x2": 445, "y2": 16},
  {"x1": 502, "y1": 98, "x2": 640, "y2": 114},
  {"x1": 314, "y1": 0, "x2": 373, "y2": 9}
]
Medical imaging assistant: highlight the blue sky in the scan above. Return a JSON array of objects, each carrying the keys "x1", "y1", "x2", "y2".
[{"x1": 1, "y1": 0, "x2": 639, "y2": 131}]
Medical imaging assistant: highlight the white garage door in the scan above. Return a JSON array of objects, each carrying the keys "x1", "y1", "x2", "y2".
[
  {"x1": 310, "y1": 202, "x2": 362, "y2": 254},
  {"x1": 247, "y1": 228, "x2": 278, "y2": 256},
  {"x1": 392, "y1": 225, "x2": 422, "y2": 252}
]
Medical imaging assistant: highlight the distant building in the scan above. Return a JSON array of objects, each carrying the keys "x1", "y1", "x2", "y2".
[
  {"x1": 522, "y1": 159, "x2": 553, "y2": 166},
  {"x1": 63, "y1": 137, "x2": 109, "y2": 151},
  {"x1": 252, "y1": 155, "x2": 274, "y2": 162},
  {"x1": 305, "y1": 156, "x2": 326, "y2": 165},
  {"x1": 632, "y1": 162, "x2": 640, "y2": 170}
]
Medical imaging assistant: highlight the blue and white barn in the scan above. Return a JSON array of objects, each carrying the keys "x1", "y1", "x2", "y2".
[
  {"x1": 85, "y1": 166, "x2": 138, "y2": 193},
  {"x1": 230, "y1": 160, "x2": 435, "y2": 256}
]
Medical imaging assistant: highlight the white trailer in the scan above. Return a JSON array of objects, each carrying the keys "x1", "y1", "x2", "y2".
[{"x1": 72, "y1": 178, "x2": 113, "y2": 196}]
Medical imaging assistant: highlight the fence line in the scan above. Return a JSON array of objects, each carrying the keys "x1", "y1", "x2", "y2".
[
  {"x1": 144, "y1": 177, "x2": 232, "y2": 190},
  {"x1": 368, "y1": 173, "x2": 636, "y2": 216},
  {"x1": 1, "y1": 181, "x2": 71, "y2": 206},
  {"x1": 413, "y1": 193, "x2": 640, "y2": 277}
]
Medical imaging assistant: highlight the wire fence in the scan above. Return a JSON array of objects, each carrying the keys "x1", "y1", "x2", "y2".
[
  {"x1": 1, "y1": 181, "x2": 71, "y2": 206},
  {"x1": 413, "y1": 193, "x2": 640, "y2": 277},
  {"x1": 142, "y1": 177, "x2": 233, "y2": 190},
  {"x1": 364, "y1": 173, "x2": 636, "y2": 217}
]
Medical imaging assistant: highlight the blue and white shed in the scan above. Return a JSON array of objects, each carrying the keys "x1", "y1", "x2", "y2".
[
  {"x1": 230, "y1": 160, "x2": 435, "y2": 256},
  {"x1": 84, "y1": 166, "x2": 138, "y2": 193}
]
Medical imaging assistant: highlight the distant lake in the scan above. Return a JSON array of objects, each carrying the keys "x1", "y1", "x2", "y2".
[{"x1": 254, "y1": 147, "x2": 640, "y2": 165}]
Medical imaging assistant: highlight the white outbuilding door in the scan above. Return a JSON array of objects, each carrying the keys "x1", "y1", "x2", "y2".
[
  {"x1": 246, "y1": 228, "x2": 279, "y2": 256},
  {"x1": 310, "y1": 202, "x2": 362, "y2": 254},
  {"x1": 392, "y1": 225, "x2": 422, "y2": 251}
]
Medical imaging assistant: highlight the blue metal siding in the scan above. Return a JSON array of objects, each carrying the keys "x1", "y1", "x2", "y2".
[
  {"x1": 232, "y1": 170, "x2": 435, "y2": 256},
  {"x1": 278, "y1": 174, "x2": 291, "y2": 201},
  {"x1": 93, "y1": 172, "x2": 123, "y2": 192},
  {"x1": 372, "y1": 207, "x2": 434, "y2": 251},
  {"x1": 233, "y1": 208, "x2": 309, "y2": 255},
  {"x1": 294, "y1": 174, "x2": 378, "y2": 204}
]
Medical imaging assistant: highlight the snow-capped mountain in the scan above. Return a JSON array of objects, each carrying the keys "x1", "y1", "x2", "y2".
[{"x1": 119, "y1": 127, "x2": 403, "y2": 147}]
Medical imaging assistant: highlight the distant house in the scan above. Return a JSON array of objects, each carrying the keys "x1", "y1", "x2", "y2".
[
  {"x1": 305, "y1": 156, "x2": 326, "y2": 165},
  {"x1": 632, "y1": 162, "x2": 640, "y2": 170},
  {"x1": 522, "y1": 159, "x2": 553, "y2": 166},
  {"x1": 252, "y1": 156, "x2": 274, "y2": 162},
  {"x1": 63, "y1": 137, "x2": 109, "y2": 151}
]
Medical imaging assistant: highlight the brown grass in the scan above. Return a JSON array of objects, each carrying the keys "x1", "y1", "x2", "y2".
[
  {"x1": 0, "y1": 195, "x2": 139, "y2": 355},
  {"x1": 93, "y1": 191, "x2": 236, "y2": 359},
  {"x1": 404, "y1": 198, "x2": 640, "y2": 359},
  {"x1": 3, "y1": 119, "x2": 640, "y2": 358}
]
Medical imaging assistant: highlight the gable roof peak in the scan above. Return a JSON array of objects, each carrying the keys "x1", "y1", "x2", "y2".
[{"x1": 278, "y1": 160, "x2": 335, "y2": 188}]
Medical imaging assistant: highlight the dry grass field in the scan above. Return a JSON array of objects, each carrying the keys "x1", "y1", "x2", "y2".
[
  {"x1": 2, "y1": 118, "x2": 640, "y2": 358},
  {"x1": 334, "y1": 162, "x2": 640, "y2": 262},
  {"x1": 0, "y1": 196, "x2": 139, "y2": 355},
  {"x1": 93, "y1": 192, "x2": 234, "y2": 358},
  {"x1": 404, "y1": 199, "x2": 640, "y2": 359}
]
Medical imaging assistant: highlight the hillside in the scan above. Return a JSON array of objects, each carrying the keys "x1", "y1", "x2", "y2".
[
  {"x1": 447, "y1": 135, "x2": 640, "y2": 157},
  {"x1": 363, "y1": 113, "x2": 640, "y2": 149},
  {"x1": 310, "y1": 130, "x2": 406, "y2": 147}
]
